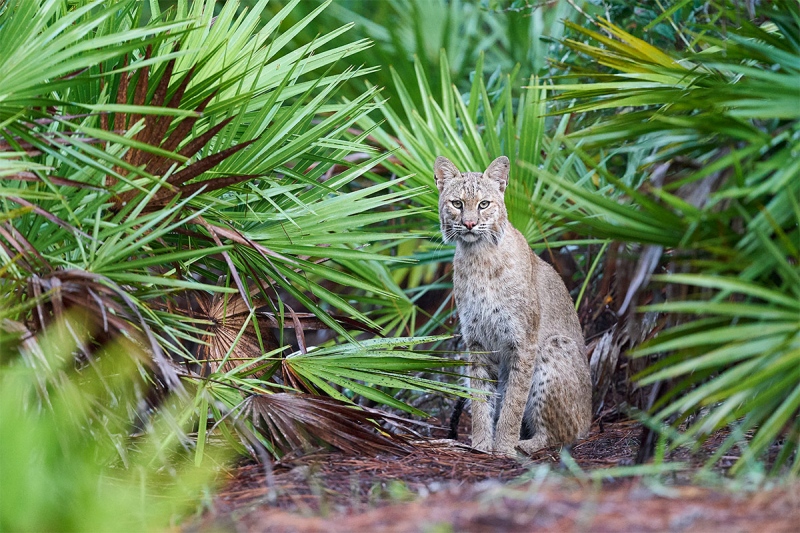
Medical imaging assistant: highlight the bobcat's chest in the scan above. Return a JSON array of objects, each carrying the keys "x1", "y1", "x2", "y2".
[{"x1": 453, "y1": 247, "x2": 530, "y2": 350}]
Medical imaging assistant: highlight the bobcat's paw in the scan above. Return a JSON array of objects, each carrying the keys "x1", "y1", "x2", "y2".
[
  {"x1": 492, "y1": 442, "x2": 517, "y2": 457},
  {"x1": 471, "y1": 438, "x2": 493, "y2": 452}
]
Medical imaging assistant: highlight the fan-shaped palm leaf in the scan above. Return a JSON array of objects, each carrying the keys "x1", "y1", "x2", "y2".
[{"x1": 531, "y1": 3, "x2": 800, "y2": 474}]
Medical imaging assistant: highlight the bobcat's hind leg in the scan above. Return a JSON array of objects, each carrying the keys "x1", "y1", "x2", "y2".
[
  {"x1": 513, "y1": 358, "x2": 553, "y2": 455},
  {"x1": 516, "y1": 334, "x2": 591, "y2": 456},
  {"x1": 541, "y1": 334, "x2": 592, "y2": 443},
  {"x1": 516, "y1": 433, "x2": 554, "y2": 455}
]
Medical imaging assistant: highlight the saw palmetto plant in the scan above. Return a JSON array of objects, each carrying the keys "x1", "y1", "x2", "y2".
[
  {"x1": 532, "y1": 2, "x2": 800, "y2": 474},
  {"x1": 0, "y1": 0, "x2": 475, "y2": 480},
  {"x1": 259, "y1": 0, "x2": 585, "y2": 113}
]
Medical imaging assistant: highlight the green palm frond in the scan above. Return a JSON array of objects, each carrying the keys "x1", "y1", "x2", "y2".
[
  {"x1": 542, "y1": 6, "x2": 800, "y2": 255},
  {"x1": 282, "y1": 335, "x2": 474, "y2": 416},
  {"x1": 634, "y1": 266, "x2": 800, "y2": 475},
  {"x1": 531, "y1": 3, "x2": 800, "y2": 474},
  {"x1": 263, "y1": 0, "x2": 583, "y2": 112}
]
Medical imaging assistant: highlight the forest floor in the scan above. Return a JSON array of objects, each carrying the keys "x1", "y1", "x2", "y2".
[{"x1": 192, "y1": 417, "x2": 800, "y2": 532}]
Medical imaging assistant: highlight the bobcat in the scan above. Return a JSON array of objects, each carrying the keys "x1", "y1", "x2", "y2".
[{"x1": 435, "y1": 155, "x2": 592, "y2": 456}]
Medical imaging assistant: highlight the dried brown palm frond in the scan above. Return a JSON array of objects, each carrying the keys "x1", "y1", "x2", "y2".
[
  {"x1": 0, "y1": 319, "x2": 40, "y2": 370},
  {"x1": 195, "y1": 290, "x2": 279, "y2": 377},
  {"x1": 193, "y1": 288, "x2": 384, "y2": 377},
  {"x1": 241, "y1": 393, "x2": 411, "y2": 456},
  {"x1": 22, "y1": 269, "x2": 181, "y2": 391}
]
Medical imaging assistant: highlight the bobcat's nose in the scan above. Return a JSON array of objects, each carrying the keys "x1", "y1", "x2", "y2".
[{"x1": 463, "y1": 220, "x2": 476, "y2": 230}]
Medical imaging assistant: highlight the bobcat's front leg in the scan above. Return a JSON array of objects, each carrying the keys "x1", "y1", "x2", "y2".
[
  {"x1": 469, "y1": 344, "x2": 495, "y2": 452},
  {"x1": 494, "y1": 347, "x2": 536, "y2": 456}
]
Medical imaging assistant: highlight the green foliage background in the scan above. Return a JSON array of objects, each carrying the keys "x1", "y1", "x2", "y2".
[{"x1": 1, "y1": 0, "x2": 798, "y2": 529}]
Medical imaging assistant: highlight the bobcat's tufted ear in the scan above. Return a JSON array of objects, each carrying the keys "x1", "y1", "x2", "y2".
[
  {"x1": 484, "y1": 156, "x2": 510, "y2": 192},
  {"x1": 434, "y1": 156, "x2": 461, "y2": 192}
]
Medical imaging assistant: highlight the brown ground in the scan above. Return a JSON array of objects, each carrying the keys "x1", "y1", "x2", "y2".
[{"x1": 194, "y1": 420, "x2": 800, "y2": 532}]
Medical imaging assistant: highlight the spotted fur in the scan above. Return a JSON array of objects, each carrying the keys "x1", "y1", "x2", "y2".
[{"x1": 435, "y1": 155, "x2": 592, "y2": 456}]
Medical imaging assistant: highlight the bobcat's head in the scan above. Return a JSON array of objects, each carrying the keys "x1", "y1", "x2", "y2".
[{"x1": 434, "y1": 155, "x2": 509, "y2": 245}]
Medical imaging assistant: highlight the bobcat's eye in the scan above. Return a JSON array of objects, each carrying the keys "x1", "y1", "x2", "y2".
[
  {"x1": 451, "y1": 200, "x2": 463, "y2": 209},
  {"x1": 478, "y1": 200, "x2": 490, "y2": 209}
]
